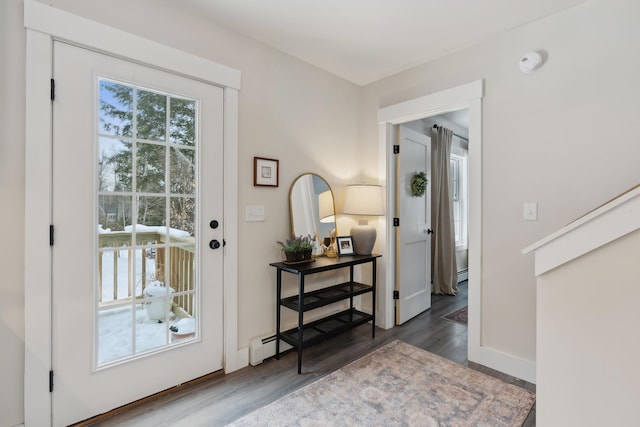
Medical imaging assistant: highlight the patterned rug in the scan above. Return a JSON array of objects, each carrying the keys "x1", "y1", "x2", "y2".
[
  {"x1": 443, "y1": 305, "x2": 468, "y2": 325},
  {"x1": 228, "y1": 340, "x2": 535, "y2": 426}
]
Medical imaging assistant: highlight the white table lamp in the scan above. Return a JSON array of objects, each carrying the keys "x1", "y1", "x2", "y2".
[{"x1": 342, "y1": 184, "x2": 384, "y2": 255}]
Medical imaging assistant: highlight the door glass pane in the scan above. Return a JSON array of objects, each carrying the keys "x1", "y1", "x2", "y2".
[
  {"x1": 137, "y1": 196, "x2": 166, "y2": 227},
  {"x1": 99, "y1": 81, "x2": 133, "y2": 137},
  {"x1": 136, "y1": 143, "x2": 166, "y2": 193},
  {"x1": 170, "y1": 98, "x2": 196, "y2": 146},
  {"x1": 99, "y1": 138, "x2": 132, "y2": 192},
  {"x1": 136, "y1": 299, "x2": 169, "y2": 353},
  {"x1": 97, "y1": 78, "x2": 199, "y2": 367},
  {"x1": 98, "y1": 305, "x2": 134, "y2": 364},
  {"x1": 98, "y1": 195, "x2": 132, "y2": 234},
  {"x1": 136, "y1": 90, "x2": 166, "y2": 141},
  {"x1": 170, "y1": 147, "x2": 195, "y2": 194},
  {"x1": 170, "y1": 196, "x2": 195, "y2": 242}
]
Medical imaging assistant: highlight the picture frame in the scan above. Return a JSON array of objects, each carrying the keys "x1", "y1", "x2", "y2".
[
  {"x1": 336, "y1": 236, "x2": 355, "y2": 256},
  {"x1": 253, "y1": 157, "x2": 279, "y2": 187}
]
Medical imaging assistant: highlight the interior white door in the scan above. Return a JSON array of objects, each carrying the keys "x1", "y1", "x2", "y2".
[
  {"x1": 52, "y1": 41, "x2": 224, "y2": 426},
  {"x1": 395, "y1": 125, "x2": 432, "y2": 325}
]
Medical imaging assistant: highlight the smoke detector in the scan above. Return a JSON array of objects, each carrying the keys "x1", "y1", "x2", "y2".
[{"x1": 519, "y1": 52, "x2": 543, "y2": 74}]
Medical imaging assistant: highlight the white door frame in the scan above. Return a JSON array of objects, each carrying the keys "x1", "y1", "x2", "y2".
[
  {"x1": 377, "y1": 80, "x2": 535, "y2": 383},
  {"x1": 24, "y1": 1, "x2": 242, "y2": 425},
  {"x1": 377, "y1": 80, "x2": 484, "y2": 358}
]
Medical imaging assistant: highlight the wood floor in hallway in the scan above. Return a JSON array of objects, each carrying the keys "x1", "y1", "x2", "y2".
[{"x1": 80, "y1": 282, "x2": 535, "y2": 426}]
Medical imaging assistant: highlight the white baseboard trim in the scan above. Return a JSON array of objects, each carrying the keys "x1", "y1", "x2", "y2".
[
  {"x1": 470, "y1": 345, "x2": 536, "y2": 384},
  {"x1": 226, "y1": 347, "x2": 249, "y2": 373}
]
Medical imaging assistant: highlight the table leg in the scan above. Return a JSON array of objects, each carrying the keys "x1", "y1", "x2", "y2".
[
  {"x1": 297, "y1": 273, "x2": 304, "y2": 374},
  {"x1": 372, "y1": 259, "x2": 376, "y2": 339},
  {"x1": 276, "y1": 269, "x2": 282, "y2": 359}
]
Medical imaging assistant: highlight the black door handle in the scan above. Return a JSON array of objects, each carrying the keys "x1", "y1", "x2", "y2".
[
  {"x1": 427, "y1": 229, "x2": 434, "y2": 235},
  {"x1": 209, "y1": 239, "x2": 221, "y2": 250}
]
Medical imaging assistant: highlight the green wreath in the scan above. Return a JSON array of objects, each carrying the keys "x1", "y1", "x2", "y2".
[{"x1": 410, "y1": 171, "x2": 427, "y2": 197}]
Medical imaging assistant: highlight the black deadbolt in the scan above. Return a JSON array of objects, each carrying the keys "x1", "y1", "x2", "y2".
[
  {"x1": 209, "y1": 239, "x2": 221, "y2": 249},
  {"x1": 209, "y1": 220, "x2": 219, "y2": 229}
]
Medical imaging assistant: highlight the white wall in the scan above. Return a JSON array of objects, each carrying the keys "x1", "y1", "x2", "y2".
[
  {"x1": 361, "y1": 0, "x2": 640, "y2": 365},
  {"x1": 537, "y1": 228, "x2": 640, "y2": 426}
]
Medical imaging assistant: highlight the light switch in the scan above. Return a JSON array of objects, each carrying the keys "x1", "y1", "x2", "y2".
[
  {"x1": 246, "y1": 206, "x2": 265, "y2": 222},
  {"x1": 523, "y1": 202, "x2": 537, "y2": 221}
]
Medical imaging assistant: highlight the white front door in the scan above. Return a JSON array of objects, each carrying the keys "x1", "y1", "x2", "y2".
[
  {"x1": 395, "y1": 125, "x2": 432, "y2": 325},
  {"x1": 52, "y1": 41, "x2": 224, "y2": 426}
]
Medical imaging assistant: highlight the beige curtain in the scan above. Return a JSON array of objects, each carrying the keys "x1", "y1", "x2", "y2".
[{"x1": 431, "y1": 126, "x2": 458, "y2": 295}]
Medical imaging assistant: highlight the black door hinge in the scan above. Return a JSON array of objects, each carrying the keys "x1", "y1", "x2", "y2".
[
  {"x1": 49, "y1": 370, "x2": 54, "y2": 392},
  {"x1": 50, "y1": 79, "x2": 55, "y2": 101},
  {"x1": 393, "y1": 145, "x2": 400, "y2": 154},
  {"x1": 49, "y1": 225, "x2": 54, "y2": 246},
  {"x1": 393, "y1": 290, "x2": 399, "y2": 300},
  {"x1": 393, "y1": 218, "x2": 400, "y2": 227}
]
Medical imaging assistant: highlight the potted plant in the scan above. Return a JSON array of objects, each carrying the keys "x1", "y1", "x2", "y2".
[{"x1": 277, "y1": 234, "x2": 315, "y2": 262}]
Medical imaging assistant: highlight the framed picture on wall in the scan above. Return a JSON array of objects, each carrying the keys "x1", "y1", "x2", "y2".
[
  {"x1": 336, "y1": 236, "x2": 355, "y2": 256},
  {"x1": 253, "y1": 157, "x2": 279, "y2": 187}
]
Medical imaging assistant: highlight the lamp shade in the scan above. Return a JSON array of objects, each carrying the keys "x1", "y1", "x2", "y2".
[
  {"x1": 318, "y1": 190, "x2": 335, "y2": 223},
  {"x1": 342, "y1": 185, "x2": 384, "y2": 216},
  {"x1": 342, "y1": 185, "x2": 384, "y2": 255}
]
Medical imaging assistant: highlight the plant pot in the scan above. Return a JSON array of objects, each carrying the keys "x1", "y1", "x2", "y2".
[
  {"x1": 283, "y1": 250, "x2": 297, "y2": 262},
  {"x1": 283, "y1": 249, "x2": 312, "y2": 263}
]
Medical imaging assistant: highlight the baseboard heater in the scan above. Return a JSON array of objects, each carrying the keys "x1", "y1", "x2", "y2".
[
  {"x1": 458, "y1": 269, "x2": 469, "y2": 283},
  {"x1": 249, "y1": 335, "x2": 293, "y2": 366}
]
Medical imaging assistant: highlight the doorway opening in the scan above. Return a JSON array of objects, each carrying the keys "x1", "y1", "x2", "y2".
[
  {"x1": 376, "y1": 80, "x2": 483, "y2": 365},
  {"x1": 404, "y1": 109, "x2": 470, "y2": 287}
]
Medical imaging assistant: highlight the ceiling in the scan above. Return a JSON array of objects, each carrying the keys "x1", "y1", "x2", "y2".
[{"x1": 179, "y1": 0, "x2": 588, "y2": 86}]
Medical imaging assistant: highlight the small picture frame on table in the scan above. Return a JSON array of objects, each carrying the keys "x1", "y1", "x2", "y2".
[
  {"x1": 254, "y1": 157, "x2": 279, "y2": 187},
  {"x1": 336, "y1": 236, "x2": 355, "y2": 256}
]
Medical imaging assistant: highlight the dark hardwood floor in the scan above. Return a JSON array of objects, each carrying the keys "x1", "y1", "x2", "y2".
[{"x1": 82, "y1": 281, "x2": 535, "y2": 426}]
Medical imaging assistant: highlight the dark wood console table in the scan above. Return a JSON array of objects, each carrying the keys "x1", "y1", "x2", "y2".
[{"x1": 270, "y1": 254, "x2": 380, "y2": 374}]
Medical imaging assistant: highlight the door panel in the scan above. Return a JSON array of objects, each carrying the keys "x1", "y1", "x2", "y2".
[
  {"x1": 396, "y1": 125, "x2": 432, "y2": 325},
  {"x1": 52, "y1": 42, "x2": 224, "y2": 426}
]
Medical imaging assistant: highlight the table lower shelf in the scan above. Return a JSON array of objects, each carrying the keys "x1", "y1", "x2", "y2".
[
  {"x1": 279, "y1": 308, "x2": 372, "y2": 349},
  {"x1": 280, "y1": 281, "x2": 372, "y2": 312}
]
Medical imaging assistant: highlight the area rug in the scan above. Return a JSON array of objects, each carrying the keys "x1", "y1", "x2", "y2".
[
  {"x1": 228, "y1": 340, "x2": 535, "y2": 426},
  {"x1": 443, "y1": 305, "x2": 468, "y2": 325}
]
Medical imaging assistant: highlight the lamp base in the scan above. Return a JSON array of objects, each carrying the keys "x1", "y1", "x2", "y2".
[{"x1": 350, "y1": 219, "x2": 376, "y2": 255}]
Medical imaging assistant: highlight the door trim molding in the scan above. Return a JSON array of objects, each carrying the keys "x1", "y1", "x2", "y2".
[
  {"x1": 377, "y1": 80, "x2": 535, "y2": 383},
  {"x1": 377, "y1": 81, "x2": 533, "y2": 383},
  {"x1": 24, "y1": 2, "x2": 242, "y2": 425}
]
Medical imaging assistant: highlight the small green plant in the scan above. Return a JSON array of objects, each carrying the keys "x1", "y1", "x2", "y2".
[{"x1": 277, "y1": 234, "x2": 315, "y2": 252}]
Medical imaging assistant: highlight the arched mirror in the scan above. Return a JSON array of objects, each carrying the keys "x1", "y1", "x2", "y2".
[{"x1": 289, "y1": 173, "x2": 337, "y2": 249}]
